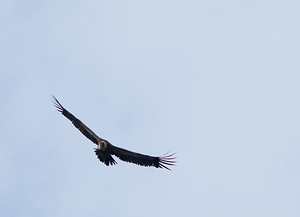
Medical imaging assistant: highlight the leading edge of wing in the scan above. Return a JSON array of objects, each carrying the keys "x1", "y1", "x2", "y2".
[
  {"x1": 52, "y1": 95, "x2": 101, "y2": 145},
  {"x1": 111, "y1": 146, "x2": 176, "y2": 170}
]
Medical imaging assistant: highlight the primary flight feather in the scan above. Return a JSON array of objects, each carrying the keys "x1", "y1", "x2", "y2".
[{"x1": 52, "y1": 96, "x2": 176, "y2": 170}]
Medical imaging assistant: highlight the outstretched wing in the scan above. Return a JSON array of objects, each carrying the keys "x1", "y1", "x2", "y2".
[
  {"x1": 111, "y1": 146, "x2": 176, "y2": 170},
  {"x1": 52, "y1": 96, "x2": 101, "y2": 144}
]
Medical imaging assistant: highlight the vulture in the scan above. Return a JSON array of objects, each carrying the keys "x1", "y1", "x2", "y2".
[{"x1": 52, "y1": 96, "x2": 176, "y2": 170}]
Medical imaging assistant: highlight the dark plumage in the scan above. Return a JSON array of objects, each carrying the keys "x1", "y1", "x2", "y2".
[{"x1": 52, "y1": 96, "x2": 176, "y2": 170}]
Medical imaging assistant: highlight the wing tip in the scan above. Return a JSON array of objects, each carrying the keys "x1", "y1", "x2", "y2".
[
  {"x1": 52, "y1": 95, "x2": 64, "y2": 113},
  {"x1": 158, "y1": 151, "x2": 176, "y2": 171}
]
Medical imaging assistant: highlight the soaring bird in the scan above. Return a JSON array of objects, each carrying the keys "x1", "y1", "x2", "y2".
[{"x1": 52, "y1": 96, "x2": 176, "y2": 170}]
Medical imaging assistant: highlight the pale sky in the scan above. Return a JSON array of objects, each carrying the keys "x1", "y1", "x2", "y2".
[{"x1": 1, "y1": 1, "x2": 300, "y2": 217}]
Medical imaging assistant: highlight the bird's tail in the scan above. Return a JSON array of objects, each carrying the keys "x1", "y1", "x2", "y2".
[{"x1": 94, "y1": 149, "x2": 117, "y2": 166}]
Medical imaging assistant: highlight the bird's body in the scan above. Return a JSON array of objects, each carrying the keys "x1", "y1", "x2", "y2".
[{"x1": 52, "y1": 96, "x2": 175, "y2": 170}]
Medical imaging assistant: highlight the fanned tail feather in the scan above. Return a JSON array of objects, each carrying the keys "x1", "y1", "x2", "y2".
[{"x1": 94, "y1": 149, "x2": 117, "y2": 166}]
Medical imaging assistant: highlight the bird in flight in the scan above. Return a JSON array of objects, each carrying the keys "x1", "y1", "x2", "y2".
[{"x1": 52, "y1": 96, "x2": 176, "y2": 170}]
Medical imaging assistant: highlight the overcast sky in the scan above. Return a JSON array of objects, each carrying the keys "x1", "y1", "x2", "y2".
[{"x1": 1, "y1": 1, "x2": 300, "y2": 216}]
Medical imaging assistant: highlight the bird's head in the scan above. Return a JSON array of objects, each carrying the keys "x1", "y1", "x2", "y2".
[{"x1": 97, "y1": 140, "x2": 107, "y2": 150}]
